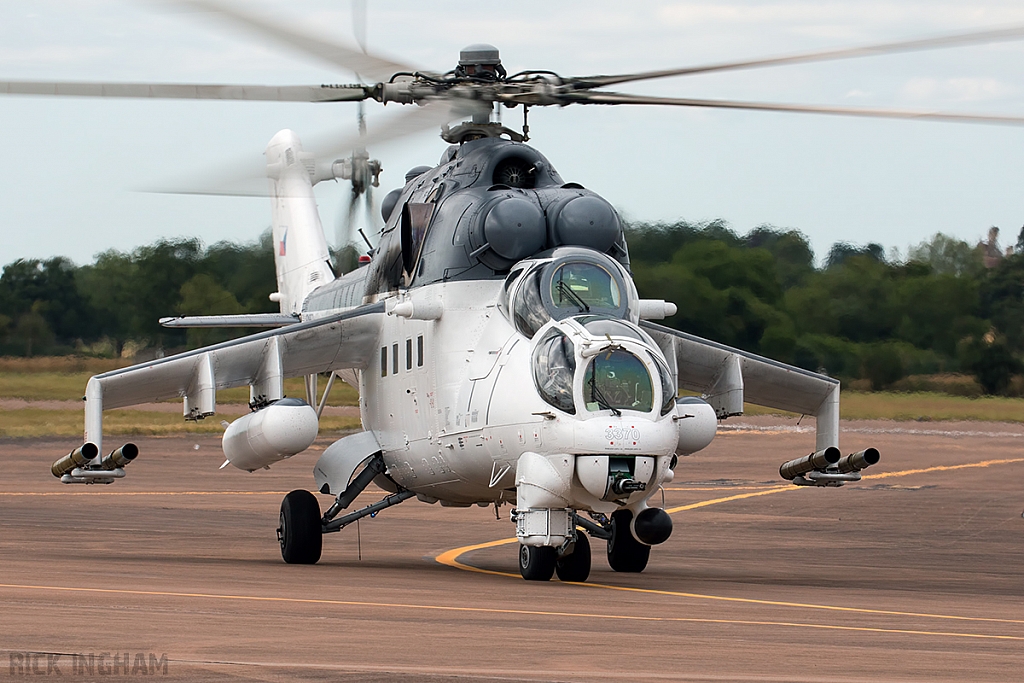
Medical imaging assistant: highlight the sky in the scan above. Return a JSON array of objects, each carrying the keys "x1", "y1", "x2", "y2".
[{"x1": 0, "y1": 0, "x2": 1023, "y2": 268}]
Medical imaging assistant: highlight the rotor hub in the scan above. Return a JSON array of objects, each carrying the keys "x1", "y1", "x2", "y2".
[{"x1": 456, "y1": 43, "x2": 506, "y2": 81}]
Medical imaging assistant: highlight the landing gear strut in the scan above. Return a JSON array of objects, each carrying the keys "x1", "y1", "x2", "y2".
[{"x1": 278, "y1": 454, "x2": 413, "y2": 565}]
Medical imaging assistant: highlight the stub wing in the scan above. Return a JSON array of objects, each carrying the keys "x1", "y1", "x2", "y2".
[
  {"x1": 159, "y1": 313, "x2": 300, "y2": 328},
  {"x1": 641, "y1": 322, "x2": 840, "y2": 451},
  {"x1": 83, "y1": 303, "x2": 384, "y2": 455}
]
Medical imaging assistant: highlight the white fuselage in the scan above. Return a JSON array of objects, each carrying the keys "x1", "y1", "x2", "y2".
[{"x1": 314, "y1": 278, "x2": 685, "y2": 511}]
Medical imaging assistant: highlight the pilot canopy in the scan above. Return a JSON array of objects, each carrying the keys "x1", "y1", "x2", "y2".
[
  {"x1": 530, "y1": 315, "x2": 677, "y2": 419},
  {"x1": 500, "y1": 247, "x2": 636, "y2": 338}
]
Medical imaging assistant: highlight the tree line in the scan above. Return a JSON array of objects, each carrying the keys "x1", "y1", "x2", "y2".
[
  {"x1": 0, "y1": 222, "x2": 1022, "y2": 393},
  {"x1": 629, "y1": 221, "x2": 1024, "y2": 394}
]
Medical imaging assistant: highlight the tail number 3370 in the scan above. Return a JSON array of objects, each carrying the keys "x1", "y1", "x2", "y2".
[{"x1": 605, "y1": 427, "x2": 641, "y2": 441}]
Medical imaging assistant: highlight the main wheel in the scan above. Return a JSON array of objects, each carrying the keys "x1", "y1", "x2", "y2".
[
  {"x1": 519, "y1": 544, "x2": 557, "y2": 581},
  {"x1": 555, "y1": 533, "x2": 591, "y2": 582},
  {"x1": 279, "y1": 489, "x2": 322, "y2": 565},
  {"x1": 607, "y1": 510, "x2": 650, "y2": 573}
]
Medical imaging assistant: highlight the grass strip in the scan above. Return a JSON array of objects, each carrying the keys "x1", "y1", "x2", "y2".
[
  {"x1": 0, "y1": 373, "x2": 358, "y2": 405},
  {"x1": 0, "y1": 409, "x2": 361, "y2": 439},
  {"x1": 744, "y1": 391, "x2": 1024, "y2": 423}
]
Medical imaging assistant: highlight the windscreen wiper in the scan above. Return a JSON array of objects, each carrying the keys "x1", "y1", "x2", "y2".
[
  {"x1": 556, "y1": 279, "x2": 590, "y2": 313},
  {"x1": 588, "y1": 368, "x2": 621, "y2": 416}
]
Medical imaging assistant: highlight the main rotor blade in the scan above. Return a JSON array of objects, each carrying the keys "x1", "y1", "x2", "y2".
[
  {"x1": 353, "y1": 0, "x2": 368, "y2": 55},
  {"x1": 149, "y1": 99, "x2": 481, "y2": 198},
  {"x1": 567, "y1": 24, "x2": 1024, "y2": 89},
  {"x1": 0, "y1": 80, "x2": 368, "y2": 102},
  {"x1": 569, "y1": 91, "x2": 1024, "y2": 126},
  {"x1": 178, "y1": 0, "x2": 418, "y2": 83},
  {"x1": 308, "y1": 98, "x2": 486, "y2": 162}
]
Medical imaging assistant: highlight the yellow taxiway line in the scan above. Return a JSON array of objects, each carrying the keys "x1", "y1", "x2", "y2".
[
  {"x1": 0, "y1": 581, "x2": 1019, "y2": 642},
  {"x1": 1, "y1": 457, "x2": 1020, "y2": 641},
  {"x1": 436, "y1": 456, "x2": 1024, "y2": 634}
]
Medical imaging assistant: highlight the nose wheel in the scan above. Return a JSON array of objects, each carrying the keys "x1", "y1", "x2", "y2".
[
  {"x1": 607, "y1": 509, "x2": 650, "y2": 572},
  {"x1": 555, "y1": 533, "x2": 591, "y2": 582},
  {"x1": 519, "y1": 544, "x2": 557, "y2": 581},
  {"x1": 519, "y1": 533, "x2": 593, "y2": 582}
]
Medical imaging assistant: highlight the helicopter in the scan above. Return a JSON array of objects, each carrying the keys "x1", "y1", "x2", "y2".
[{"x1": 15, "y1": 2, "x2": 1024, "y2": 581}]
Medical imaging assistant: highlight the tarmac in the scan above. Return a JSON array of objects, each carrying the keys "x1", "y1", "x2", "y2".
[{"x1": 1, "y1": 416, "x2": 1022, "y2": 681}]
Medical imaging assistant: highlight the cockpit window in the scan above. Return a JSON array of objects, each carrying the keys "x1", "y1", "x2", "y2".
[
  {"x1": 532, "y1": 331, "x2": 576, "y2": 414},
  {"x1": 507, "y1": 251, "x2": 631, "y2": 338},
  {"x1": 498, "y1": 267, "x2": 523, "y2": 317},
  {"x1": 583, "y1": 349, "x2": 653, "y2": 414},
  {"x1": 513, "y1": 268, "x2": 548, "y2": 338},
  {"x1": 550, "y1": 262, "x2": 621, "y2": 313},
  {"x1": 653, "y1": 354, "x2": 677, "y2": 415}
]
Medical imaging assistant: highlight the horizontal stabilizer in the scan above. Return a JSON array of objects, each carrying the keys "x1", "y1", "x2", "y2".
[{"x1": 159, "y1": 314, "x2": 299, "y2": 328}]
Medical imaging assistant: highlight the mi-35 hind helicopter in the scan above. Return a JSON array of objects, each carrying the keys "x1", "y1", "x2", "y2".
[{"x1": 15, "y1": 3, "x2": 1024, "y2": 582}]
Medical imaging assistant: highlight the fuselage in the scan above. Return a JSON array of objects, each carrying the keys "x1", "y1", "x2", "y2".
[{"x1": 296, "y1": 136, "x2": 713, "y2": 511}]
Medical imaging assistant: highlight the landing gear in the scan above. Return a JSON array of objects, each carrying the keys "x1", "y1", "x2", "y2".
[
  {"x1": 519, "y1": 544, "x2": 557, "y2": 581},
  {"x1": 555, "y1": 533, "x2": 591, "y2": 582},
  {"x1": 607, "y1": 509, "x2": 650, "y2": 573},
  {"x1": 278, "y1": 489, "x2": 322, "y2": 565}
]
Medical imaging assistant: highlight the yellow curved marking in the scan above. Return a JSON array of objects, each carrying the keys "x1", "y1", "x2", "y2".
[
  {"x1": 0, "y1": 582, "x2": 1018, "y2": 641},
  {"x1": 434, "y1": 538, "x2": 519, "y2": 577},
  {"x1": 437, "y1": 456, "x2": 1024, "y2": 627}
]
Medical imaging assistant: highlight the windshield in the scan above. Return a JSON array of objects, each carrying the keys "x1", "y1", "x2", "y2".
[
  {"x1": 550, "y1": 262, "x2": 621, "y2": 312},
  {"x1": 653, "y1": 354, "x2": 676, "y2": 415},
  {"x1": 513, "y1": 269, "x2": 548, "y2": 338},
  {"x1": 583, "y1": 349, "x2": 653, "y2": 414},
  {"x1": 532, "y1": 331, "x2": 577, "y2": 414}
]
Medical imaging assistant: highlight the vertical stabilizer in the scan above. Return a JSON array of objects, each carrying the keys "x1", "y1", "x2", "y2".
[{"x1": 265, "y1": 130, "x2": 335, "y2": 316}]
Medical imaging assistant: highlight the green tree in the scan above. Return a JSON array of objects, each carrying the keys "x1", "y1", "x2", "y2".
[
  {"x1": 907, "y1": 233, "x2": 983, "y2": 277},
  {"x1": 980, "y1": 254, "x2": 1024, "y2": 352},
  {"x1": 0, "y1": 257, "x2": 100, "y2": 345},
  {"x1": 177, "y1": 273, "x2": 247, "y2": 347},
  {"x1": 14, "y1": 305, "x2": 54, "y2": 356},
  {"x1": 960, "y1": 337, "x2": 1022, "y2": 395}
]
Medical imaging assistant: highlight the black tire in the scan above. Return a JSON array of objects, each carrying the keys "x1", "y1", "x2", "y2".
[
  {"x1": 279, "y1": 489, "x2": 322, "y2": 565},
  {"x1": 555, "y1": 533, "x2": 591, "y2": 583},
  {"x1": 607, "y1": 510, "x2": 650, "y2": 573},
  {"x1": 519, "y1": 544, "x2": 557, "y2": 581}
]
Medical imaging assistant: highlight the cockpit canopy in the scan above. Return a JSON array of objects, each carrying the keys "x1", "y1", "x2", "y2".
[
  {"x1": 530, "y1": 315, "x2": 677, "y2": 418},
  {"x1": 502, "y1": 247, "x2": 635, "y2": 338}
]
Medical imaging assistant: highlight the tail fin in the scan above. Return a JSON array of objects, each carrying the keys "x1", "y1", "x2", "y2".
[{"x1": 265, "y1": 130, "x2": 335, "y2": 315}]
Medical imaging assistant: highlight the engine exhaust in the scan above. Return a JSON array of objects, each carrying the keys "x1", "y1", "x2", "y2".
[
  {"x1": 51, "y1": 443, "x2": 99, "y2": 478},
  {"x1": 779, "y1": 447, "x2": 881, "y2": 486},
  {"x1": 100, "y1": 443, "x2": 139, "y2": 470},
  {"x1": 836, "y1": 448, "x2": 880, "y2": 474},
  {"x1": 779, "y1": 447, "x2": 840, "y2": 481}
]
